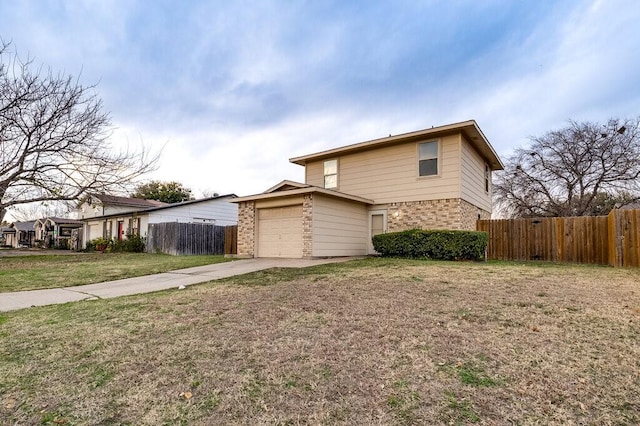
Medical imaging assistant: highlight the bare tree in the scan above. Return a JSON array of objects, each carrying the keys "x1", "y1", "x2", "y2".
[
  {"x1": 494, "y1": 118, "x2": 640, "y2": 217},
  {"x1": 0, "y1": 41, "x2": 158, "y2": 222}
]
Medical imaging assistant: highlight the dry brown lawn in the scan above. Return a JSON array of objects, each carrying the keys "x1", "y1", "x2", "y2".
[{"x1": 1, "y1": 258, "x2": 639, "y2": 425}]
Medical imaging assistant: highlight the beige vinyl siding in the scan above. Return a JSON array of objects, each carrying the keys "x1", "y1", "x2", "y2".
[
  {"x1": 305, "y1": 136, "x2": 461, "y2": 204},
  {"x1": 461, "y1": 137, "x2": 492, "y2": 212},
  {"x1": 255, "y1": 195, "x2": 305, "y2": 209},
  {"x1": 312, "y1": 194, "x2": 368, "y2": 257}
]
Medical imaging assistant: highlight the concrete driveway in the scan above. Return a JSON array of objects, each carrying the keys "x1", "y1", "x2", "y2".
[{"x1": 0, "y1": 257, "x2": 359, "y2": 312}]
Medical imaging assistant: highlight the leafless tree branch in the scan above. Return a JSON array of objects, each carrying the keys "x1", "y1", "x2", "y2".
[
  {"x1": 0, "y1": 41, "x2": 159, "y2": 222},
  {"x1": 494, "y1": 118, "x2": 640, "y2": 217}
]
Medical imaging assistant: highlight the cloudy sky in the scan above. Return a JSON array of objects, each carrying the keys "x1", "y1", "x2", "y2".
[{"x1": 2, "y1": 0, "x2": 640, "y2": 200}]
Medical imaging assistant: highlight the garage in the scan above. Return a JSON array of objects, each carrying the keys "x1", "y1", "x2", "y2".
[{"x1": 257, "y1": 205, "x2": 303, "y2": 258}]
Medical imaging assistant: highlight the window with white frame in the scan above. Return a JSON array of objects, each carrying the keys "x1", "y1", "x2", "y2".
[
  {"x1": 418, "y1": 140, "x2": 438, "y2": 176},
  {"x1": 324, "y1": 159, "x2": 338, "y2": 189}
]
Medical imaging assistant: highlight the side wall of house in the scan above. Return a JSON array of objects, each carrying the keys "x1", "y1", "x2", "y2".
[
  {"x1": 304, "y1": 134, "x2": 462, "y2": 204},
  {"x1": 311, "y1": 195, "x2": 368, "y2": 257},
  {"x1": 461, "y1": 136, "x2": 493, "y2": 213}
]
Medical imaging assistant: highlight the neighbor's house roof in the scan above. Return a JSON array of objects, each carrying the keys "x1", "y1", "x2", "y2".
[
  {"x1": 289, "y1": 119, "x2": 504, "y2": 171},
  {"x1": 34, "y1": 217, "x2": 84, "y2": 228},
  {"x1": 12, "y1": 221, "x2": 36, "y2": 232},
  {"x1": 87, "y1": 194, "x2": 168, "y2": 209},
  {"x1": 46, "y1": 217, "x2": 84, "y2": 226},
  {"x1": 1, "y1": 226, "x2": 15, "y2": 234},
  {"x1": 79, "y1": 194, "x2": 238, "y2": 221},
  {"x1": 231, "y1": 181, "x2": 373, "y2": 204}
]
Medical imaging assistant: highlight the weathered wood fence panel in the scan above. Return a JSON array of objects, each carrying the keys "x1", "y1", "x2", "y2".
[
  {"x1": 609, "y1": 209, "x2": 640, "y2": 267},
  {"x1": 224, "y1": 225, "x2": 238, "y2": 255},
  {"x1": 146, "y1": 223, "x2": 235, "y2": 255},
  {"x1": 477, "y1": 209, "x2": 640, "y2": 267}
]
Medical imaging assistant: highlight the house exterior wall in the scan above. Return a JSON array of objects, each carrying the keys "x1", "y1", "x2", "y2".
[
  {"x1": 147, "y1": 198, "x2": 238, "y2": 226},
  {"x1": 5, "y1": 232, "x2": 17, "y2": 248},
  {"x1": 302, "y1": 194, "x2": 313, "y2": 257},
  {"x1": 461, "y1": 136, "x2": 492, "y2": 213},
  {"x1": 86, "y1": 221, "x2": 103, "y2": 242},
  {"x1": 311, "y1": 194, "x2": 368, "y2": 257},
  {"x1": 304, "y1": 134, "x2": 462, "y2": 204},
  {"x1": 236, "y1": 201, "x2": 256, "y2": 257},
  {"x1": 386, "y1": 198, "x2": 490, "y2": 232}
]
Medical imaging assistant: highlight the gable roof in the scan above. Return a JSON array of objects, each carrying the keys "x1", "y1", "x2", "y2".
[
  {"x1": 289, "y1": 120, "x2": 504, "y2": 170},
  {"x1": 231, "y1": 184, "x2": 373, "y2": 205},
  {"x1": 79, "y1": 194, "x2": 237, "y2": 221},
  {"x1": 87, "y1": 194, "x2": 168, "y2": 209},
  {"x1": 44, "y1": 217, "x2": 84, "y2": 226},
  {"x1": 263, "y1": 180, "x2": 311, "y2": 193},
  {"x1": 12, "y1": 221, "x2": 36, "y2": 232}
]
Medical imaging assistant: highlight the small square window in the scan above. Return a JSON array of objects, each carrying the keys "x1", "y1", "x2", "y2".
[
  {"x1": 418, "y1": 141, "x2": 438, "y2": 176},
  {"x1": 324, "y1": 159, "x2": 338, "y2": 189}
]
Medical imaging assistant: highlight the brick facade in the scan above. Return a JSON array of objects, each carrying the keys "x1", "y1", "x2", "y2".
[
  {"x1": 387, "y1": 198, "x2": 490, "y2": 232},
  {"x1": 460, "y1": 198, "x2": 491, "y2": 230},
  {"x1": 302, "y1": 194, "x2": 313, "y2": 258},
  {"x1": 236, "y1": 201, "x2": 255, "y2": 257}
]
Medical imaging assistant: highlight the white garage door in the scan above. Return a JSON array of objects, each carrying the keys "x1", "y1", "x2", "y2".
[{"x1": 257, "y1": 205, "x2": 303, "y2": 258}]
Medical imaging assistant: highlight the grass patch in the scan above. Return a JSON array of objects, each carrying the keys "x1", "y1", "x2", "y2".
[
  {"x1": 443, "y1": 391, "x2": 480, "y2": 423},
  {"x1": 1, "y1": 258, "x2": 639, "y2": 424},
  {"x1": 0, "y1": 253, "x2": 231, "y2": 292}
]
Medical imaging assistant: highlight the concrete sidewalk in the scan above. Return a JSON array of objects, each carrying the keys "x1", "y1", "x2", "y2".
[{"x1": 0, "y1": 257, "x2": 358, "y2": 312}]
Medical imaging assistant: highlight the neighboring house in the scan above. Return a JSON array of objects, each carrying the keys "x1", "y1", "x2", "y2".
[
  {"x1": 2, "y1": 221, "x2": 36, "y2": 248},
  {"x1": 75, "y1": 194, "x2": 167, "y2": 219},
  {"x1": 81, "y1": 194, "x2": 238, "y2": 247},
  {"x1": 231, "y1": 120, "x2": 504, "y2": 258},
  {"x1": 34, "y1": 217, "x2": 84, "y2": 249}
]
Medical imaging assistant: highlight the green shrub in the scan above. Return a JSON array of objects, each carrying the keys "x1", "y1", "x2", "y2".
[
  {"x1": 86, "y1": 235, "x2": 145, "y2": 253},
  {"x1": 372, "y1": 229, "x2": 487, "y2": 261},
  {"x1": 85, "y1": 237, "x2": 109, "y2": 252},
  {"x1": 110, "y1": 234, "x2": 145, "y2": 253}
]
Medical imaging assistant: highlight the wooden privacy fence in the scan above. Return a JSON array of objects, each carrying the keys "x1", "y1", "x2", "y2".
[
  {"x1": 224, "y1": 225, "x2": 238, "y2": 256},
  {"x1": 477, "y1": 209, "x2": 640, "y2": 267},
  {"x1": 146, "y1": 223, "x2": 237, "y2": 256}
]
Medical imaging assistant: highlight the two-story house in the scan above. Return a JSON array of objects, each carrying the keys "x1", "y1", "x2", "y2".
[{"x1": 231, "y1": 120, "x2": 503, "y2": 258}]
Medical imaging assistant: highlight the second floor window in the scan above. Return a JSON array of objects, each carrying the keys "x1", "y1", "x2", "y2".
[
  {"x1": 324, "y1": 159, "x2": 338, "y2": 188},
  {"x1": 418, "y1": 141, "x2": 438, "y2": 176}
]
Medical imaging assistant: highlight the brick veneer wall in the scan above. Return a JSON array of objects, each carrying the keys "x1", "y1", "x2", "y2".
[
  {"x1": 387, "y1": 198, "x2": 490, "y2": 232},
  {"x1": 236, "y1": 201, "x2": 255, "y2": 257},
  {"x1": 460, "y1": 198, "x2": 491, "y2": 230},
  {"x1": 302, "y1": 194, "x2": 313, "y2": 258}
]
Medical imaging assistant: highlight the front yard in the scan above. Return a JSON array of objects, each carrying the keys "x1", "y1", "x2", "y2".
[
  {"x1": 0, "y1": 253, "x2": 231, "y2": 292},
  {"x1": 1, "y1": 259, "x2": 639, "y2": 424}
]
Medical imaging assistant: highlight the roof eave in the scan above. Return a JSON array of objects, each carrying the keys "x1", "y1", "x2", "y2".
[
  {"x1": 231, "y1": 187, "x2": 373, "y2": 205},
  {"x1": 289, "y1": 119, "x2": 504, "y2": 171}
]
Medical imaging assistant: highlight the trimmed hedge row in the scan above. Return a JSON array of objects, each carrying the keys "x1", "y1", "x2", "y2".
[{"x1": 372, "y1": 229, "x2": 488, "y2": 261}]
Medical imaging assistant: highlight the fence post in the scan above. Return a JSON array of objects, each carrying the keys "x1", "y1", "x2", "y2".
[{"x1": 608, "y1": 210, "x2": 620, "y2": 267}]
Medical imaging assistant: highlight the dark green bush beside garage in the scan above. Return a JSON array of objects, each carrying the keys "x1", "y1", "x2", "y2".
[{"x1": 372, "y1": 229, "x2": 488, "y2": 261}]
